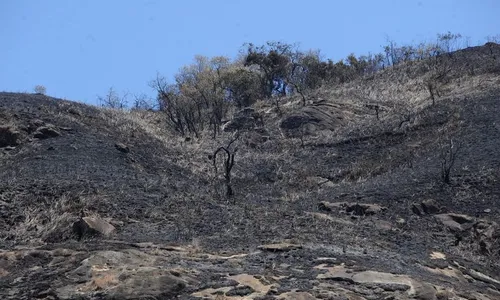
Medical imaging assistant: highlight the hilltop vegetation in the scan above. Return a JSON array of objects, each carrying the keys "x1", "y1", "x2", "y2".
[{"x1": 1, "y1": 33, "x2": 500, "y2": 299}]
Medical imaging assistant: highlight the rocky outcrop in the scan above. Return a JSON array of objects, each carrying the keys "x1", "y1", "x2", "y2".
[{"x1": 1, "y1": 244, "x2": 498, "y2": 299}]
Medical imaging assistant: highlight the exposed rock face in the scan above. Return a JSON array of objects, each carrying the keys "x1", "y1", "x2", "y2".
[
  {"x1": 0, "y1": 126, "x2": 20, "y2": 147},
  {"x1": 72, "y1": 216, "x2": 116, "y2": 240},
  {"x1": 1, "y1": 243, "x2": 499, "y2": 299},
  {"x1": 223, "y1": 108, "x2": 263, "y2": 132},
  {"x1": 57, "y1": 249, "x2": 189, "y2": 300}
]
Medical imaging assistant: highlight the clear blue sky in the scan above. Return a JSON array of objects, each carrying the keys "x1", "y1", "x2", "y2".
[{"x1": 1, "y1": 0, "x2": 498, "y2": 106}]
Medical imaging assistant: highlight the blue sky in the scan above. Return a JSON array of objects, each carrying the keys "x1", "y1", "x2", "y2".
[{"x1": 1, "y1": 0, "x2": 498, "y2": 106}]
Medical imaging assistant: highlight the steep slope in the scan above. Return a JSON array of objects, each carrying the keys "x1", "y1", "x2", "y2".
[{"x1": 1, "y1": 44, "x2": 500, "y2": 299}]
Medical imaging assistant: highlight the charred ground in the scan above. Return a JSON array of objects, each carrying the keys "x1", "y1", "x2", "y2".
[{"x1": 1, "y1": 43, "x2": 500, "y2": 299}]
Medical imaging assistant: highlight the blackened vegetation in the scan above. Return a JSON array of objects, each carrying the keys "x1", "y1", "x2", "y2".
[
  {"x1": 211, "y1": 132, "x2": 240, "y2": 200},
  {"x1": 440, "y1": 138, "x2": 461, "y2": 184}
]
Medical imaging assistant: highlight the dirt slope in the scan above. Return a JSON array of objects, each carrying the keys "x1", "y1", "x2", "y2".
[{"x1": 1, "y1": 44, "x2": 500, "y2": 299}]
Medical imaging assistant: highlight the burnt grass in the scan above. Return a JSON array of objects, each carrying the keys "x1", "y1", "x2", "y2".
[{"x1": 1, "y1": 44, "x2": 500, "y2": 298}]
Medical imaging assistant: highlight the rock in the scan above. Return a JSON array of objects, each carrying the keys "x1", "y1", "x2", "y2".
[
  {"x1": 280, "y1": 115, "x2": 320, "y2": 130},
  {"x1": 484, "y1": 209, "x2": 491, "y2": 213},
  {"x1": 115, "y1": 142, "x2": 130, "y2": 153},
  {"x1": 319, "y1": 201, "x2": 386, "y2": 216},
  {"x1": 34, "y1": 125, "x2": 61, "y2": 139},
  {"x1": 434, "y1": 213, "x2": 474, "y2": 233},
  {"x1": 258, "y1": 243, "x2": 303, "y2": 252},
  {"x1": 316, "y1": 265, "x2": 437, "y2": 300},
  {"x1": 421, "y1": 199, "x2": 442, "y2": 215},
  {"x1": 223, "y1": 108, "x2": 263, "y2": 132},
  {"x1": 412, "y1": 199, "x2": 442, "y2": 216},
  {"x1": 57, "y1": 250, "x2": 188, "y2": 300},
  {"x1": 473, "y1": 220, "x2": 500, "y2": 255},
  {"x1": 28, "y1": 119, "x2": 45, "y2": 133},
  {"x1": 374, "y1": 220, "x2": 393, "y2": 231},
  {"x1": 412, "y1": 203, "x2": 424, "y2": 216},
  {"x1": 280, "y1": 104, "x2": 347, "y2": 132},
  {"x1": 0, "y1": 126, "x2": 21, "y2": 147},
  {"x1": 72, "y1": 216, "x2": 116, "y2": 240}
]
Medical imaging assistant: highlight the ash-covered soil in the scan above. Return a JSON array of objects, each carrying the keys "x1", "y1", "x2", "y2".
[{"x1": 1, "y1": 44, "x2": 500, "y2": 299}]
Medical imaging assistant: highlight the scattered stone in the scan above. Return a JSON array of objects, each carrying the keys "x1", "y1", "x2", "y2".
[
  {"x1": 429, "y1": 251, "x2": 446, "y2": 260},
  {"x1": 396, "y1": 218, "x2": 406, "y2": 226},
  {"x1": 34, "y1": 125, "x2": 61, "y2": 139},
  {"x1": 115, "y1": 142, "x2": 130, "y2": 153},
  {"x1": 72, "y1": 216, "x2": 116, "y2": 240},
  {"x1": 374, "y1": 220, "x2": 393, "y2": 231},
  {"x1": 484, "y1": 208, "x2": 491, "y2": 213}
]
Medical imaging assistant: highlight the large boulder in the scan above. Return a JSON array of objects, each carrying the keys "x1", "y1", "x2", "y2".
[
  {"x1": 412, "y1": 199, "x2": 443, "y2": 216},
  {"x1": 0, "y1": 126, "x2": 21, "y2": 147},
  {"x1": 434, "y1": 213, "x2": 474, "y2": 233},
  {"x1": 73, "y1": 216, "x2": 116, "y2": 240},
  {"x1": 222, "y1": 108, "x2": 263, "y2": 132}
]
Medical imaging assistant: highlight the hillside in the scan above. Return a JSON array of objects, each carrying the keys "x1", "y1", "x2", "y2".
[{"x1": 1, "y1": 43, "x2": 500, "y2": 299}]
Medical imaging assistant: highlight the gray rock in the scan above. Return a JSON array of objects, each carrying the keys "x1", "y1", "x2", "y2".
[
  {"x1": 115, "y1": 142, "x2": 130, "y2": 153},
  {"x1": 72, "y1": 216, "x2": 116, "y2": 240},
  {"x1": 0, "y1": 126, "x2": 21, "y2": 147},
  {"x1": 223, "y1": 108, "x2": 263, "y2": 132},
  {"x1": 34, "y1": 125, "x2": 61, "y2": 139}
]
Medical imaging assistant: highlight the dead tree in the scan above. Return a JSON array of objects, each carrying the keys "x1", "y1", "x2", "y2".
[
  {"x1": 211, "y1": 132, "x2": 240, "y2": 199},
  {"x1": 440, "y1": 138, "x2": 461, "y2": 184}
]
